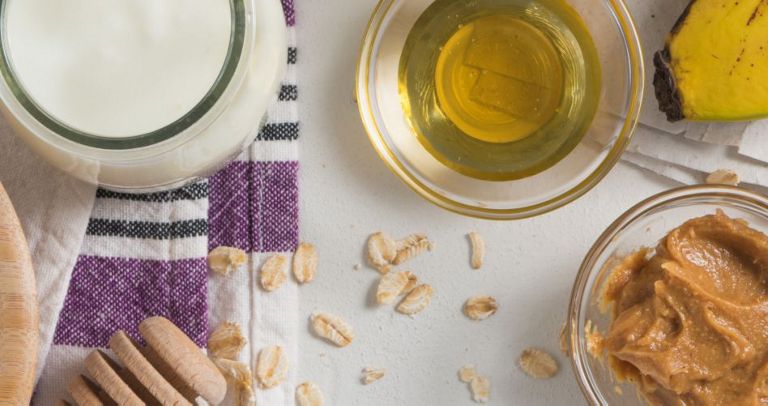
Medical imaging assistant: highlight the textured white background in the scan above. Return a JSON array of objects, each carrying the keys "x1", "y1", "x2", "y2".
[{"x1": 296, "y1": 1, "x2": 674, "y2": 404}]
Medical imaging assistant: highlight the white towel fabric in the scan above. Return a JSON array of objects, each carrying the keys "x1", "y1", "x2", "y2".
[
  {"x1": 0, "y1": 119, "x2": 96, "y2": 382},
  {"x1": 30, "y1": 4, "x2": 300, "y2": 404}
]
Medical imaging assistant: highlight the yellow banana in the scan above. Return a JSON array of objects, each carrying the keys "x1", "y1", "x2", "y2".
[{"x1": 655, "y1": 0, "x2": 768, "y2": 121}]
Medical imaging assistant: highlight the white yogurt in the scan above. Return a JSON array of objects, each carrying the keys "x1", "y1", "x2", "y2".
[
  {"x1": 1, "y1": 0, "x2": 287, "y2": 190},
  {"x1": 5, "y1": 0, "x2": 232, "y2": 137}
]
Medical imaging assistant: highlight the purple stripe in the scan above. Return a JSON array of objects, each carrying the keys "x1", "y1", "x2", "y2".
[
  {"x1": 209, "y1": 161, "x2": 251, "y2": 251},
  {"x1": 53, "y1": 256, "x2": 208, "y2": 348},
  {"x1": 209, "y1": 160, "x2": 299, "y2": 253},
  {"x1": 252, "y1": 161, "x2": 300, "y2": 252},
  {"x1": 281, "y1": 0, "x2": 295, "y2": 26}
]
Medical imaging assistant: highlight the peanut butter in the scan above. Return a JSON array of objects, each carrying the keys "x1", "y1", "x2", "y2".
[{"x1": 602, "y1": 211, "x2": 768, "y2": 405}]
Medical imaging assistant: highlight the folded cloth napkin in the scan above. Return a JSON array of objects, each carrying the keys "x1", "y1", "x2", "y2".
[
  {"x1": 620, "y1": 0, "x2": 768, "y2": 188},
  {"x1": 33, "y1": 1, "x2": 300, "y2": 404},
  {"x1": 0, "y1": 120, "x2": 97, "y2": 384}
]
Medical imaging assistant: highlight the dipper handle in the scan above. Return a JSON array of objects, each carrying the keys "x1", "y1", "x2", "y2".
[{"x1": 0, "y1": 182, "x2": 40, "y2": 405}]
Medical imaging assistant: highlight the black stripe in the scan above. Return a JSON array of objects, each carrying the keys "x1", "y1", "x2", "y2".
[
  {"x1": 288, "y1": 47, "x2": 297, "y2": 64},
  {"x1": 96, "y1": 182, "x2": 208, "y2": 203},
  {"x1": 278, "y1": 84, "x2": 298, "y2": 101},
  {"x1": 257, "y1": 122, "x2": 299, "y2": 141},
  {"x1": 86, "y1": 219, "x2": 208, "y2": 240}
]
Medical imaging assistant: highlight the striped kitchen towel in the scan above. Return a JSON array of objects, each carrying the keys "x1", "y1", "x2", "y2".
[{"x1": 34, "y1": 1, "x2": 300, "y2": 404}]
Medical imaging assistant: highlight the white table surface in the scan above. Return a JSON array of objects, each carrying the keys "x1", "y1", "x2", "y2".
[{"x1": 296, "y1": 1, "x2": 677, "y2": 404}]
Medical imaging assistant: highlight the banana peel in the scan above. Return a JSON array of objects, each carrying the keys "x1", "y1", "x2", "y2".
[{"x1": 654, "y1": 0, "x2": 768, "y2": 122}]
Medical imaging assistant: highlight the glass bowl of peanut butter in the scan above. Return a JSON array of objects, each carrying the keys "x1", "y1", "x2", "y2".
[{"x1": 566, "y1": 185, "x2": 768, "y2": 405}]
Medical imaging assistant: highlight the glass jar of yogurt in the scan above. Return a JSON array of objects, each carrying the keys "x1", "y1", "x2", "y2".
[{"x1": 0, "y1": 0, "x2": 287, "y2": 191}]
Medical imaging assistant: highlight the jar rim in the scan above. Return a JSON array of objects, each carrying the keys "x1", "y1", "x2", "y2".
[{"x1": 0, "y1": 0, "x2": 247, "y2": 150}]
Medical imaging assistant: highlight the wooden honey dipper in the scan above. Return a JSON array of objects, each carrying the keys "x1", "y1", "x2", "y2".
[
  {"x1": 60, "y1": 316, "x2": 226, "y2": 405},
  {"x1": 0, "y1": 182, "x2": 39, "y2": 405}
]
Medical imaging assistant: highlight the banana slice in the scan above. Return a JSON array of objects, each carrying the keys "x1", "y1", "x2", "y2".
[{"x1": 655, "y1": 0, "x2": 768, "y2": 121}]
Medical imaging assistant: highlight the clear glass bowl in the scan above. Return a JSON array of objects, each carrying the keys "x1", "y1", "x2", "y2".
[
  {"x1": 566, "y1": 186, "x2": 768, "y2": 405},
  {"x1": 356, "y1": 0, "x2": 644, "y2": 220}
]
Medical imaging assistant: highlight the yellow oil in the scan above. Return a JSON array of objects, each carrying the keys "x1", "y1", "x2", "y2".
[{"x1": 399, "y1": 0, "x2": 601, "y2": 180}]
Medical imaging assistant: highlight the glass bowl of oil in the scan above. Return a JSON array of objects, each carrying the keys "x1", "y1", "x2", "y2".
[{"x1": 357, "y1": 0, "x2": 644, "y2": 219}]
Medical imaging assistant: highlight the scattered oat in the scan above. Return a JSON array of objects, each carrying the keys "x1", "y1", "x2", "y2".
[
  {"x1": 395, "y1": 233, "x2": 427, "y2": 251},
  {"x1": 468, "y1": 232, "x2": 485, "y2": 269},
  {"x1": 375, "y1": 264, "x2": 393, "y2": 274},
  {"x1": 402, "y1": 271, "x2": 418, "y2": 294},
  {"x1": 614, "y1": 385, "x2": 624, "y2": 395},
  {"x1": 393, "y1": 234, "x2": 433, "y2": 265},
  {"x1": 706, "y1": 169, "x2": 740, "y2": 186},
  {"x1": 311, "y1": 312, "x2": 355, "y2": 347},
  {"x1": 460, "y1": 366, "x2": 490, "y2": 403},
  {"x1": 208, "y1": 246, "x2": 248, "y2": 276},
  {"x1": 463, "y1": 296, "x2": 498, "y2": 321},
  {"x1": 458, "y1": 365, "x2": 477, "y2": 383},
  {"x1": 361, "y1": 368, "x2": 386, "y2": 385},
  {"x1": 519, "y1": 348, "x2": 558, "y2": 379},
  {"x1": 208, "y1": 322, "x2": 246, "y2": 360},
  {"x1": 293, "y1": 242, "x2": 318, "y2": 284},
  {"x1": 256, "y1": 345, "x2": 289, "y2": 389},
  {"x1": 396, "y1": 284, "x2": 433, "y2": 315},
  {"x1": 376, "y1": 271, "x2": 411, "y2": 304},
  {"x1": 296, "y1": 381, "x2": 324, "y2": 406},
  {"x1": 367, "y1": 232, "x2": 397, "y2": 271},
  {"x1": 260, "y1": 254, "x2": 287, "y2": 292},
  {"x1": 212, "y1": 358, "x2": 255, "y2": 406},
  {"x1": 470, "y1": 376, "x2": 491, "y2": 403},
  {"x1": 353, "y1": 264, "x2": 362, "y2": 271},
  {"x1": 237, "y1": 388, "x2": 256, "y2": 406}
]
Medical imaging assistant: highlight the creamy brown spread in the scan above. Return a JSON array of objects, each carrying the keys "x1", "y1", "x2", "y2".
[{"x1": 602, "y1": 210, "x2": 768, "y2": 405}]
